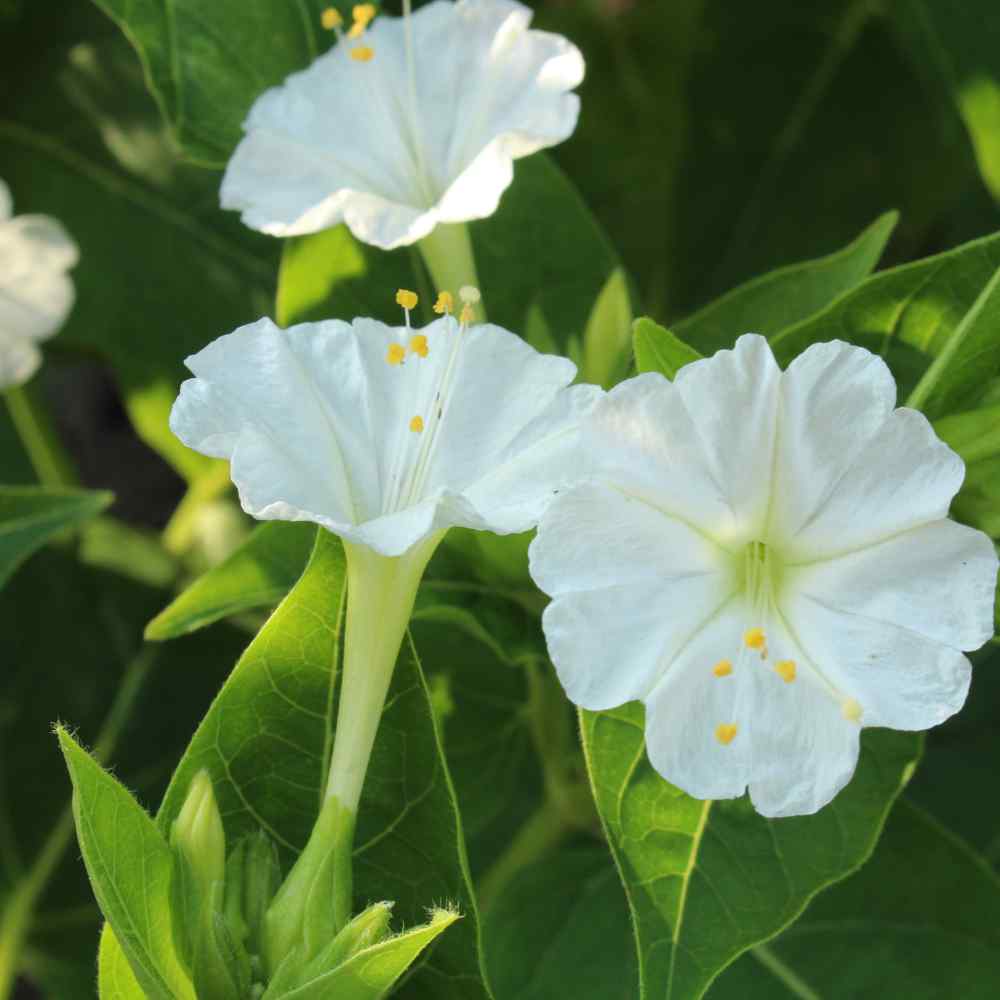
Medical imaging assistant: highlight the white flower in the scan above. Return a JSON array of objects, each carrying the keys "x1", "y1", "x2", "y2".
[
  {"x1": 220, "y1": 0, "x2": 584, "y2": 249},
  {"x1": 0, "y1": 179, "x2": 78, "y2": 390},
  {"x1": 170, "y1": 312, "x2": 600, "y2": 557},
  {"x1": 529, "y1": 335, "x2": 998, "y2": 818}
]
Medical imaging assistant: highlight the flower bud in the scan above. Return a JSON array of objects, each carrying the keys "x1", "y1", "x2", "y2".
[
  {"x1": 172, "y1": 770, "x2": 226, "y2": 892},
  {"x1": 304, "y1": 901, "x2": 394, "y2": 979}
]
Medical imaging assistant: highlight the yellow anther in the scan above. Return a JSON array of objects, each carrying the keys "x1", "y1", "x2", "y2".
[
  {"x1": 842, "y1": 698, "x2": 863, "y2": 722},
  {"x1": 395, "y1": 288, "x2": 418, "y2": 310},
  {"x1": 775, "y1": 659, "x2": 796, "y2": 683},
  {"x1": 712, "y1": 659, "x2": 733, "y2": 678},
  {"x1": 353, "y1": 3, "x2": 376, "y2": 25},
  {"x1": 409, "y1": 334, "x2": 429, "y2": 358},
  {"x1": 743, "y1": 627, "x2": 766, "y2": 651},
  {"x1": 409, "y1": 415, "x2": 424, "y2": 433},
  {"x1": 459, "y1": 302, "x2": 475, "y2": 325},
  {"x1": 385, "y1": 343, "x2": 405, "y2": 366},
  {"x1": 347, "y1": 21, "x2": 365, "y2": 38},
  {"x1": 321, "y1": 7, "x2": 343, "y2": 29},
  {"x1": 350, "y1": 45, "x2": 374, "y2": 61},
  {"x1": 459, "y1": 285, "x2": 481, "y2": 305},
  {"x1": 715, "y1": 723, "x2": 738, "y2": 746},
  {"x1": 433, "y1": 291, "x2": 454, "y2": 315}
]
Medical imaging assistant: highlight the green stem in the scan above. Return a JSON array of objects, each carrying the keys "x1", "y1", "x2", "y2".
[
  {"x1": 0, "y1": 648, "x2": 155, "y2": 997},
  {"x1": 417, "y1": 223, "x2": 485, "y2": 322},
  {"x1": 4, "y1": 383, "x2": 77, "y2": 488},
  {"x1": 477, "y1": 799, "x2": 571, "y2": 913}
]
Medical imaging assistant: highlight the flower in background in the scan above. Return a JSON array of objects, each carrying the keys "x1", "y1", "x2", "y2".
[
  {"x1": 0, "y1": 179, "x2": 78, "y2": 389},
  {"x1": 530, "y1": 335, "x2": 998, "y2": 817},
  {"x1": 220, "y1": 0, "x2": 584, "y2": 249}
]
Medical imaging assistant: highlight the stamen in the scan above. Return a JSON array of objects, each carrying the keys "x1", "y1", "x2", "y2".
[
  {"x1": 715, "y1": 723, "x2": 738, "y2": 746},
  {"x1": 350, "y1": 45, "x2": 374, "y2": 61},
  {"x1": 459, "y1": 285, "x2": 481, "y2": 305},
  {"x1": 409, "y1": 415, "x2": 424, "y2": 433},
  {"x1": 459, "y1": 303, "x2": 475, "y2": 325},
  {"x1": 775, "y1": 659, "x2": 796, "y2": 683},
  {"x1": 743, "y1": 627, "x2": 766, "y2": 651},
  {"x1": 385, "y1": 343, "x2": 405, "y2": 366},
  {"x1": 433, "y1": 291, "x2": 454, "y2": 315},
  {"x1": 321, "y1": 7, "x2": 343, "y2": 29},
  {"x1": 841, "y1": 698, "x2": 863, "y2": 722},
  {"x1": 409, "y1": 334, "x2": 429, "y2": 358},
  {"x1": 347, "y1": 21, "x2": 367, "y2": 39},
  {"x1": 353, "y1": 3, "x2": 376, "y2": 26},
  {"x1": 396, "y1": 289, "x2": 418, "y2": 310},
  {"x1": 712, "y1": 659, "x2": 733, "y2": 678}
]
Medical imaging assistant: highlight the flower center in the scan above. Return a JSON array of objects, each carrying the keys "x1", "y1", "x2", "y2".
[{"x1": 381, "y1": 287, "x2": 479, "y2": 514}]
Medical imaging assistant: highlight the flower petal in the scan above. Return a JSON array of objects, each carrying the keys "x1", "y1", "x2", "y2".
[
  {"x1": 0, "y1": 330, "x2": 41, "y2": 390},
  {"x1": 780, "y1": 587, "x2": 972, "y2": 732},
  {"x1": 0, "y1": 180, "x2": 11, "y2": 222},
  {"x1": 672, "y1": 334, "x2": 782, "y2": 545},
  {"x1": 744, "y1": 615, "x2": 861, "y2": 817},
  {"x1": 783, "y1": 405, "x2": 964, "y2": 560},
  {"x1": 787, "y1": 518, "x2": 998, "y2": 651},
  {"x1": 0, "y1": 215, "x2": 77, "y2": 343},
  {"x1": 532, "y1": 482, "x2": 735, "y2": 710},
  {"x1": 768, "y1": 340, "x2": 897, "y2": 544},
  {"x1": 643, "y1": 600, "x2": 752, "y2": 801},
  {"x1": 220, "y1": 0, "x2": 583, "y2": 247}
]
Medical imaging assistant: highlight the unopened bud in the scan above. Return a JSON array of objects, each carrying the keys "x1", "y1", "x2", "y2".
[{"x1": 172, "y1": 770, "x2": 226, "y2": 892}]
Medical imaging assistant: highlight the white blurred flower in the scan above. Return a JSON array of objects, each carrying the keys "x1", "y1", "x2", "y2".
[
  {"x1": 220, "y1": 0, "x2": 584, "y2": 249},
  {"x1": 530, "y1": 335, "x2": 998, "y2": 817},
  {"x1": 0, "y1": 179, "x2": 78, "y2": 390},
  {"x1": 170, "y1": 310, "x2": 599, "y2": 557}
]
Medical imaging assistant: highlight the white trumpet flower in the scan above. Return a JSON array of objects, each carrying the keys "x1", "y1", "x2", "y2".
[
  {"x1": 220, "y1": 0, "x2": 584, "y2": 249},
  {"x1": 0, "y1": 179, "x2": 78, "y2": 389},
  {"x1": 530, "y1": 335, "x2": 998, "y2": 817}
]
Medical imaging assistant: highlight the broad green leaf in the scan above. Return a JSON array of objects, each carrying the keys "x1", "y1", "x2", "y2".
[
  {"x1": 146, "y1": 522, "x2": 316, "y2": 640},
  {"x1": 771, "y1": 229, "x2": 1000, "y2": 404},
  {"x1": 581, "y1": 268, "x2": 634, "y2": 389},
  {"x1": 88, "y1": 0, "x2": 333, "y2": 166},
  {"x1": 265, "y1": 909, "x2": 460, "y2": 1000},
  {"x1": 151, "y1": 530, "x2": 492, "y2": 998},
  {"x1": 674, "y1": 212, "x2": 898, "y2": 354},
  {"x1": 0, "y1": 486, "x2": 111, "y2": 589},
  {"x1": 0, "y1": 5, "x2": 276, "y2": 481},
  {"x1": 100, "y1": 924, "x2": 150, "y2": 1000},
  {"x1": 907, "y1": 264, "x2": 1000, "y2": 417},
  {"x1": 58, "y1": 728, "x2": 195, "y2": 1000},
  {"x1": 633, "y1": 319, "x2": 702, "y2": 379},
  {"x1": 485, "y1": 848, "x2": 635, "y2": 1000},
  {"x1": 709, "y1": 799, "x2": 1000, "y2": 998},
  {"x1": 581, "y1": 704, "x2": 921, "y2": 1000},
  {"x1": 277, "y1": 154, "x2": 620, "y2": 354},
  {"x1": 893, "y1": 0, "x2": 1000, "y2": 204},
  {"x1": 935, "y1": 403, "x2": 1000, "y2": 464}
]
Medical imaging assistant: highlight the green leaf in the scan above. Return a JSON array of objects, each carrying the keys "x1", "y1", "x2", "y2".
[
  {"x1": 485, "y1": 848, "x2": 635, "y2": 1000},
  {"x1": 58, "y1": 728, "x2": 195, "y2": 1000},
  {"x1": 99, "y1": 927, "x2": 146, "y2": 1000},
  {"x1": 893, "y1": 0, "x2": 1000, "y2": 205},
  {"x1": 88, "y1": 0, "x2": 333, "y2": 166},
  {"x1": 935, "y1": 403, "x2": 1000, "y2": 464},
  {"x1": 146, "y1": 522, "x2": 316, "y2": 640},
  {"x1": 148, "y1": 530, "x2": 491, "y2": 998},
  {"x1": 934, "y1": 404, "x2": 1000, "y2": 539},
  {"x1": 0, "y1": 5, "x2": 276, "y2": 481},
  {"x1": 709, "y1": 798, "x2": 1000, "y2": 998},
  {"x1": 633, "y1": 318, "x2": 702, "y2": 380},
  {"x1": 674, "y1": 212, "x2": 898, "y2": 355},
  {"x1": 907, "y1": 263, "x2": 1000, "y2": 417},
  {"x1": 770, "y1": 228, "x2": 1000, "y2": 403},
  {"x1": 0, "y1": 486, "x2": 111, "y2": 589},
  {"x1": 582, "y1": 269, "x2": 635, "y2": 389},
  {"x1": 581, "y1": 704, "x2": 921, "y2": 1000}
]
